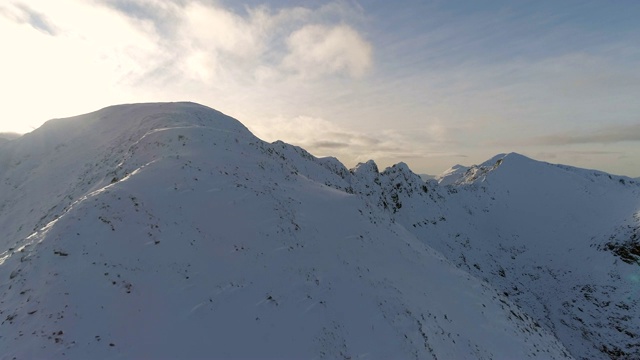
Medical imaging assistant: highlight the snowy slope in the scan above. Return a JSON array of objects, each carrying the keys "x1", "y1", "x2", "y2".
[
  {"x1": 0, "y1": 103, "x2": 572, "y2": 359},
  {"x1": 390, "y1": 153, "x2": 640, "y2": 359},
  {"x1": 436, "y1": 164, "x2": 470, "y2": 185},
  {"x1": 0, "y1": 133, "x2": 20, "y2": 144}
]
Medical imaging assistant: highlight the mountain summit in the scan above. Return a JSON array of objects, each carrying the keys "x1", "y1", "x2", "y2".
[{"x1": 1, "y1": 102, "x2": 638, "y2": 359}]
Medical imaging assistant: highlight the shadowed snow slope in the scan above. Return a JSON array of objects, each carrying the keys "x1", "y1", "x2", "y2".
[
  {"x1": 0, "y1": 102, "x2": 636, "y2": 359},
  {"x1": 401, "y1": 153, "x2": 640, "y2": 359}
]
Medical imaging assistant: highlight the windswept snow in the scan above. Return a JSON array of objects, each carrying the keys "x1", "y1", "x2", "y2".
[
  {"x1": 397, "y1": 153, "x2": 640, "y2": 359},
  {"x1": 1, "y1": 102, "x2": 637, "y2": 359},
  {"x1": 436, "y1": 164, "x2": 470, "y2": 185}
]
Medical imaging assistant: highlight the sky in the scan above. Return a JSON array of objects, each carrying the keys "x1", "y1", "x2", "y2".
[{"x1": 1, "y1": 0, "x2": 639, "y2": 177}]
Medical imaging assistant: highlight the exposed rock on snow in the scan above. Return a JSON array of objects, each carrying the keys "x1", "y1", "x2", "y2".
[{"x1": 1, "y1": 102, "x2": 638, "y2": 359}]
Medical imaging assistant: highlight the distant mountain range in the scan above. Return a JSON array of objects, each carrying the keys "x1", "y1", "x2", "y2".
[{"x1": 1, "y1": 102, "x2": 638, "y2": 359}]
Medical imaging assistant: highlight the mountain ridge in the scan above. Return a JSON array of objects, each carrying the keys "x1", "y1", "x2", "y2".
[{"x1": 1, "y1": 102, "x2": 638, "y2": 359}]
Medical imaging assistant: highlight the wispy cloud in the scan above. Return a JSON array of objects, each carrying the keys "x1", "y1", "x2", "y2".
[
  {"x1": 2, "y1": 0, "x2": 373, "y2": 87},
  {"x1": 283, "y1": 24, "x2": 372, "y2": 78},
  {"x1": 89, "y1": 0, "x2": 373, "y2": 84},
  {"x1": 0, "y1": 2, "x2": 58, "y2": 35},
  {"x1": 1, "y1": 0, "x2": 638, "y2": 177},
  {"x1": 535, "y1": 150, "x2": 623, "y2": 160},
  {"x1": 0, "y1": 0, "x2": 373, "y2": 133},
  {"x1": 527, "y1": 123, "x2": 640, "y2": 146},
  {"x1": 247, "y1": 115, "x2": 466, "y2": 169},
  {"x1": 308, "y1": 140, "x2": 350, "y2": 149}
]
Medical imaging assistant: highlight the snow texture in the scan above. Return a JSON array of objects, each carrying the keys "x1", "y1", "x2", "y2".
[{"x1": 1, "y1": 102, "x2": 638, "y2": 359}]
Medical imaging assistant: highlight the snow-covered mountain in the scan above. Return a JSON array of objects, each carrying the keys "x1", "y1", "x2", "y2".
[
  {"x1": 436, "y1": 164, "x2": 470, "y2": 185},
  {"x1": 0, "y1": 102, "x2": 637, "y2": 359},
  {"x1": 402, "y1": 153, "x2": 640, "y2": 359},
  {"x1": 0, "y1": 133, "x2": 20, "y2": 146}
]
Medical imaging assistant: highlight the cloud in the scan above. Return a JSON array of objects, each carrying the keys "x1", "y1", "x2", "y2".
[
  {"x1": 529, "y1": 123, "x2": 640, "y2": 146},
  {"x1": 246, "y1": 115, "x2": 468, "y2": 170},
  {"x1": 535, "y1": 150, "x2": 623, "y2": 160},
  {"x1": 0, "y1": 0, "x2": 373, "y2": 133},
  {"x1": 0, "y1": 0, "x2": 169, "y2": 133},
  {"x1": 1, "y1": 0, "x2": 372, "y2": 88},
  {"x1": 87, "y1": 0, "x2": 372, "y2": 83},
  {"x1": 282, "y1": 24, "x2": 373, "y2": 78},
  {"x1": 0, "y1": 2, "x2": 58, "y2": 35},
  {"x1": 247, "y1": 114, "x2": 399, "y2": 164},
  {"x1": 176, "y1": 3, "x2": 265, "y2": 82},
  {"x1": 309, "y1": 140, "x2": 350, "y2": 149}
]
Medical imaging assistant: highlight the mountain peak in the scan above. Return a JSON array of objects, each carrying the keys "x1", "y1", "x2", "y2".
[
  {"x1": 30, "y1": 102, "x2": 252, "y2": 144},
  {"x1": 351, "y1": 159, "x2": 379, "y2": 176},
  {"x1": 1, "y1": 103, "x2": 638, "y2": 359},
  {"x1": 385, "y1": 161, "x2": 411, "y2": 173},
  {"x1": 3, "y1": 102, "x2": 256, "y2": 172},
  {"x1": 439, "y1": 152, "x2": 542, "y2": 185},
  {"x1": 1, "y1": 103, "x2": 579, "y2": 359},
  {"x1": 437, "y1": 164, "x2": 470, "y2": 185}
]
